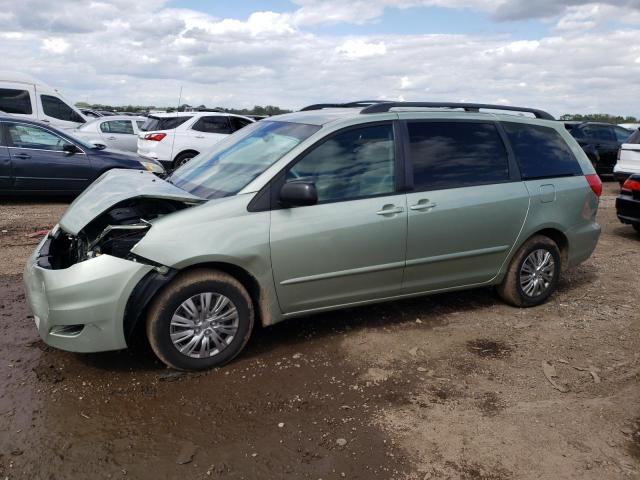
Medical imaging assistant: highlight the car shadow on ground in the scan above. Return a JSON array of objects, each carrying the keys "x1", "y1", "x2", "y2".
[{"x1": 72, "y1": 286, "x2": 504, "y2": 373}]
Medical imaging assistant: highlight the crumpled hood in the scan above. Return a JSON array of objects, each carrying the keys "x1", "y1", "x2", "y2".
[{"x1": 59, "y1": 169, "x2": 204, "y2": 235}]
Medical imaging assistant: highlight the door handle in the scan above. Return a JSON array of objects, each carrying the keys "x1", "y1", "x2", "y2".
[
  {"x1": 194, "y1": 135, "x2": 205, "y2": 139},
  {"x1": 410, "y1": 199, "x2": 437, "y2": 211},
  {"x1": 107, "y1": 136, "x2": 117, "y2": 140},
  {"x1": 13, "y1": 153, "x2": 31, "y2": 159},
  {"x1": 376, "y1": 205, "x2": 404, "y2": 216}
]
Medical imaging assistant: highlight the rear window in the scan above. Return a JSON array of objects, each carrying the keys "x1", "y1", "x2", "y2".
[
  {"x1": 141, "y1": 115, "x2": 191, "y2": 132},
  {"x1": 407, "y1": 121, "x2": 510, "y2": 191},
  {"x1": 0, "y1": 88, "x2": 32, "y2": 114},
  {"x1": 626, "y1": 129, "x2": 640, "y2": 144},
  {"x1": 503, "y1": 123, "x2": 582, "y2": 180}
]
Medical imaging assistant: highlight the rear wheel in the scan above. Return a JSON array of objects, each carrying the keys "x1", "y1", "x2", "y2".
[
  {"x1": 497, "y1": 235, "x2": 561, "y2": 308},
  {"x1": 173, "y1": 151, "x2": 197, "y2": 169},
  {"x1": 146, "y1": 270, "x2": 254, "y2": 371}
]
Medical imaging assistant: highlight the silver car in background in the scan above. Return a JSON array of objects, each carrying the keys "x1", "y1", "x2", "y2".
[{"x1": 73, "y1": 115, "x2": 146, "y2": 152}]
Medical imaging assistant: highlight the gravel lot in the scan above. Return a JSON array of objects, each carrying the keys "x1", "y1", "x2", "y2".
[{"x1": 0, "y1": 182, "x2": 639, "y2": 480}]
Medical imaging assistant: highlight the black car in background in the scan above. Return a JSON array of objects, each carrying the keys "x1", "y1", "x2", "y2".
[
  {"x1": 0, "y1": 115, "x2": 163, "y2": 195},
  {"x1": 616, "y1": 174, "x2": 640, "y2": 234},
  {"x1": 565, "y1": 122, "x2": 632, "y2": 175}
]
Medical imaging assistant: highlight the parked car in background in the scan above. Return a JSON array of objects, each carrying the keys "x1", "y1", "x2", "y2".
[
  {"x1": 613, "y1": 129, "x2": 640, "y2": 183},
  {"x1": 619, "y1": 123, "x2": 640, "y2": 130},
  {"x1": 137, "y1": 112, "x2": 254, "y2": 169},
  {"x1": 24, "y1": 101, "x2": 601, "y2": 371},
  {"x1": 0, "y1": 115, "x2": 163, "y2": 195},
  {"x1": 565, "y1": 121, "x2": 632, "y2": 175},
  {"x1": 0, "y1": 72, "x2": 87, "y2": 129},
  {"x1": 73, "y1": 115, "x2": 146, "y2": 153},
  {"x1": 616, "y1": 174, "x2": 640, "y2": 234}
]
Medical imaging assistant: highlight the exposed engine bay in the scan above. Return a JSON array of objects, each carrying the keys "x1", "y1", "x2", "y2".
[{"x1": 44, "y1": 198, "x2": 193, "y2": 269}]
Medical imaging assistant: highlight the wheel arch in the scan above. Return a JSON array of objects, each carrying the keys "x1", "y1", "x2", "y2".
[
  {"x1": 123, "y1": 261, "x2": 273, "y2": 346},
  {"x1": 173, "y1": 149, "x2": 199, "y2": 162}
]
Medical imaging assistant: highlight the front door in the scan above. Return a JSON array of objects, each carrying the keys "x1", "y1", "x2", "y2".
[
  {"x1": 6, "y1": 122, "x2": 92, "y2": 192},
  {"x1": 400, "y1": 119, "x2": 529, "y2": 293},
  {"x1": 270, "y1": 123, "x2": 407, "y2": 314}
]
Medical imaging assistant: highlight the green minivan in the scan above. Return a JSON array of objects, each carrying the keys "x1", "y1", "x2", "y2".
[{"x1": 24, "y1": 102, "x2": 602, "y2": 370}]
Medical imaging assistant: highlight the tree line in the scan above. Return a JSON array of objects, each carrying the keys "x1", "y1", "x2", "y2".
[{"x1": 75, "y1": 102, "x2": 291, "y2": 116}]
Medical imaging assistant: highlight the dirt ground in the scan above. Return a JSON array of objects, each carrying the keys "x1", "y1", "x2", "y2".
[{"x1": 0, "y1": 182, "x2": 639, "y2": 480}]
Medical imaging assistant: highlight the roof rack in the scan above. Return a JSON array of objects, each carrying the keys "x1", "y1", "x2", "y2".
[
  {"x1": 300, "y1": 100, "x2": 388, "y2": 112},
  {"x1": 360, "y1": 102, "x2": 555, "y2": 120}
]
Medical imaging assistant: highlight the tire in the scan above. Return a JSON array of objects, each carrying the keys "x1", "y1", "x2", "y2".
[
  {"x1": 633, "y1": 224, "x2": 640, "y2": 234},
  {"x1": 497, "y1": 235, "x2": 561, "y2": 308},
  {"x1": 146, "y1": 269, "x2": 254, "y2": 371},
  {"x1": 173, "y1": 151, "x2": 197, "y2": 169}
]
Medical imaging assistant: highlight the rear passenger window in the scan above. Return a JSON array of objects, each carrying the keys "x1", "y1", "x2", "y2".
[
  {"x1": 407, "y1": 122, "x2": 509, "y2": 191},
  {"x1": 287, "y1": 124, "x2": 395, "y2": 203},
  {"x1": 0, "y1": 89, "x2": 32, "y2": 114},
  {"x1": 101, "y1": 120, "x2": 134, "y2": 134},
  {"x1": 192, "y1": 116, "x2": 232, "y2": 134},
  {"x1": 503, "y1": 123, "x2": 582, "y2": 180}
]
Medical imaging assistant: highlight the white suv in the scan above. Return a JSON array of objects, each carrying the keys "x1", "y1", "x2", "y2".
[
  {"x1": 614, "y1": 129, "x2": 640, "y2": 183},
  {"x1": 137, "y1": 112, "x2": 254, "y2": 169}
]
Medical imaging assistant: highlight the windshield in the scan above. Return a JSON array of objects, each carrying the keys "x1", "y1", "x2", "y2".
[
  {"x1": 627, "y1": 129, "x2": 640, "y2": 144},
  {"x1": 169, "y1": 120, "x2": 321, "y2": 199}
]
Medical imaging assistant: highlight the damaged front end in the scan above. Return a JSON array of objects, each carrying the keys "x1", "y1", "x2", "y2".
[
  {"x1": 38, "y1": 169, "x2": 205, "y2": 270},
  {"x1": 42, "y1": 197, "x2": 191, "y2": 269}
]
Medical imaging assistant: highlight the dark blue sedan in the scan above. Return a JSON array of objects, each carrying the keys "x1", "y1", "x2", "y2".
[{"x1": 0, "y1": 115, "x2": 164, "y2": 195}]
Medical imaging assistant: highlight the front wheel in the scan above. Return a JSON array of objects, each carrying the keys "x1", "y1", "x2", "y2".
[
  {"x1": 497, "y1": 235, "x2": 561, "y2": 308},
  {"x1": 633, "y1": 224, "x2": 640, "y2": 234},
  {"x1": 146, "y1": 270, "x2": 254, "y2": 371}
]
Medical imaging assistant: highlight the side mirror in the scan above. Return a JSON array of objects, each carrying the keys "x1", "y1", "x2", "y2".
[
  {"x1": 279, "y1": 182, "x2": 318, "y2": 207},
  {"x1": 90, "y1": 141, "x2": 107, "y2": 150},
  {"x1": 63, "y1": 143, "x2": 81, "y2": 155}
]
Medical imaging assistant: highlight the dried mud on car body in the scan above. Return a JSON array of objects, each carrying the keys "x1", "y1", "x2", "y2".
[{"x1": 1, "y1": 183, "x2": 640, "y2": 479}]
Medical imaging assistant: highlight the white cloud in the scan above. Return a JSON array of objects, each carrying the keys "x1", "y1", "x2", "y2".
[
  {"x1": 42, "y1": 37, "x2": 70, "y2": 54},
  {"x1": 336, "y1": 39, "x2": 387, "y2": 58}
]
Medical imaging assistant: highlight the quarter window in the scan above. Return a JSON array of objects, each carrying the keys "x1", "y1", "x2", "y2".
[
  {"x1": 41, "y1": 95, "x2": 85, "y2": 123},
  {"x1": 7, "y1": 123, "x2": 72, "y2": 152},
  {"x1": 192, "y1": 116, "x2": 232, "y2": 134},
  {"x1": 407, "y1": 122, "x2": 509, "y2": 191},
  {"x1": 503, "y1": 123, "x2": 582, "y2": 180},
  {"x1": 287, "y1": 124, "x2": 395, "y2": 203},
  {"x1": 100, "y1": 120, "x2": 134, "y2": 134},
  {"x1": 0, "y1": 89, "x2": 33, "y2": 114}
]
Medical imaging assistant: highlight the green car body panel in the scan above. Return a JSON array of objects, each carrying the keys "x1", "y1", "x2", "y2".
[{"x1": 23, "y1": 106, "x2": 601, "y2": 354}]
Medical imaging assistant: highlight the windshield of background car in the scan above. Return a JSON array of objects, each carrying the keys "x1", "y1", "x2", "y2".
[
  {"x1": 169, "y1": 120, "x2": 321, "y2": 199},
  {"x1": 627, "y1": 129, "x2": 640, "y2": 144}
]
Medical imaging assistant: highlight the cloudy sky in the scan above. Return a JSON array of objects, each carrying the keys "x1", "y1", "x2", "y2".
[{"x1": 1, "y1": 0, "x2": 639, "y2": 116}]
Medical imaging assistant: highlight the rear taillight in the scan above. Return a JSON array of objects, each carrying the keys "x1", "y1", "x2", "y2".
[
  {"x1": 622, "y1": 177, "x2": 640, "y2": 194},
  {"x1": 586, "y1": 174, "x2": 602, "y2": 198},
  {"x1": 144, "y1": 133, "x2": 166, "y2": 141}
]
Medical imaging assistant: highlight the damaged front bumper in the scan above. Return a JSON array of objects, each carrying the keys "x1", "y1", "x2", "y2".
[{"x1": 23, "y1": 231, "x2": 155, "y2": 353}]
